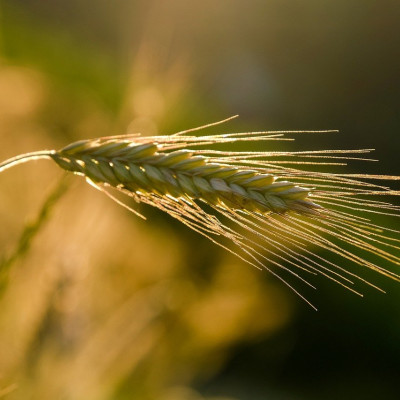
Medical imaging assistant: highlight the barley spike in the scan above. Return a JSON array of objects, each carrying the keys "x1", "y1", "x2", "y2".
[{"x1": 1, "y1": 118, "x2": 400, "y2": 309}]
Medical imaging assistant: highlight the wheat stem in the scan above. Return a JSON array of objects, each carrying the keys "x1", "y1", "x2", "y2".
[{"x1": 0, "y1": 151, "x2": 55, "y2": 173}]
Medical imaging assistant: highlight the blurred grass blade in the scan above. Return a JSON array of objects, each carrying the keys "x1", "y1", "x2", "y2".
[{"x1": 0, "y1": 176, "x2": 69, "y2": 291}]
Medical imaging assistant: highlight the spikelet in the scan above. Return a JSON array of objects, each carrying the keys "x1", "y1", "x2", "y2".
[{"x1": 1, "y1": 117, "x2": 399, "y2": 308}]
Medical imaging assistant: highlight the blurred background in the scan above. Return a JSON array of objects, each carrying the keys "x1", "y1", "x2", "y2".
[{"x1": 0, "y1": 1, "x2": 399, "y2": 399}]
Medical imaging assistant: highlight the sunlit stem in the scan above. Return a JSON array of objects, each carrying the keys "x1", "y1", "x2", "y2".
[{"x1": 0, "y1": 151, "x2": 55, "y2": 173}]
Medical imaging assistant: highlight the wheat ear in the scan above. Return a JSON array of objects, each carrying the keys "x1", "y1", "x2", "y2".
[{"x1": 1, "y1": 118, "x2": 400, "y2": 309}]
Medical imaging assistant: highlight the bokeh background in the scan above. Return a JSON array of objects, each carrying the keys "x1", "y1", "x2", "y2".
[{"x1": 1, "y1": 1, "x2": 400, "y2": 399}]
